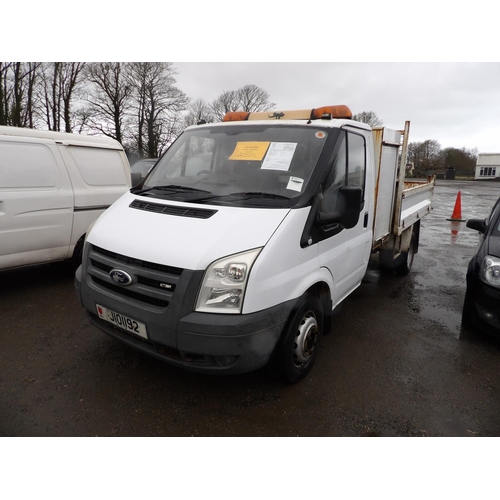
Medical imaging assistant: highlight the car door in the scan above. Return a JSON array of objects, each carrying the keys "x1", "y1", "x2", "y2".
[{"x1": 318, "y1": 129, "x2": 371, "y2": 305}]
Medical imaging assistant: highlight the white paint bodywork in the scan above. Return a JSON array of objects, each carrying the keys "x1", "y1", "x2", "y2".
[
  {"x1": 0, "y1": 126, "x2": 131, "y2": 270},
  {"x1": 88, "y1": 192, "x2": 291, "y2": 273}
]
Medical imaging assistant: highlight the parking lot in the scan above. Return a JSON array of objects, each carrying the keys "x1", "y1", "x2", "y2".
[{"x1": 1, "y1": 179, "x2": 500, "y2": 437}]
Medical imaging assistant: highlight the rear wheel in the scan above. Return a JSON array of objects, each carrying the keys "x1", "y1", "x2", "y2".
[
  {"x1": 269, "y1": 294, "x2": 323, "y2": 383},
  {"x1": 380, "y1": 233, "x2": 416, "y2": 275},
  {"x1": 394, "y1": 233, "x2": 416, "y2": 276}
]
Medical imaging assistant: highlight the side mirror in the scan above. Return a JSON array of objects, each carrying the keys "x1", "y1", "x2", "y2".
[
  {"x1": 318, "y1": 185, "x2": 363, "y2": 229},
  {"x1": 466, "y1": 218, "x2": 487, "y2": 234},
  {"x1": 130, "y1": 172, "x2": 143, "y2": 188}
]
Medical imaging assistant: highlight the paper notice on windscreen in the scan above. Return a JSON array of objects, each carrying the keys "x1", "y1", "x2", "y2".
[
  {"x1": 286, "y1": 176, "x2": 304, "y2": 192},
  {"x1": 261, "y1": 142, "x2": 297, "y2": 171},
  {"x1": 229, "y1": 142, "x2": 270, "y2": 161}
]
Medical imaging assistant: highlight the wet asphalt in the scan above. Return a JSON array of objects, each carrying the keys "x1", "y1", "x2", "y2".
[{"x1": 1, "y1": 179, "x2": 500, "y2": 437}]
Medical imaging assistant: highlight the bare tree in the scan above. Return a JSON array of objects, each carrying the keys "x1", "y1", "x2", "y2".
[
  {"x1": 24, "y1": 62, "x2": 43, "y2": 128},
  {"x1": 41, "y1": 62, "x2": 86, "y2": 132},
  {"x1": 127, "y1": 62, "x2": 188, "y2": 158},
  {"x1": 0, "y1": 62, "x2": 12, "y2": 125},
  {"x1": 210, "y1": 84, "x2": 275, "y2": 121},
  {"x1": 210, "y1": 90, "x2": 240, "y2": 121},
  {"x1": 237, "y1": 84, "x2": 276, "y2": 113},
  {"x1": 408, "y1": 139, "x2": 442, "y2": 174},
  {"x1": 11, "y1": 63, "x2": 25, "y2": 127},
  {"x1": 182, "y1": 98, "x2": 215, "y2": 128},
  {"x1": 83, "y1": 62, "x2": 132, "y2": 143},
  {"x1": 352, "y1": 111, "x2": 383, "y2": 127},
  {"x1": 0, "y1": 62, "x2": 42, "y2": 127}
]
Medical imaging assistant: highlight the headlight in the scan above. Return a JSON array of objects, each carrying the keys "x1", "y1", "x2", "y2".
[
  {"x1": 480, "y1": 255, "x2": 500, "y2": 287},
  {"x1": 195, "y1": 248, "x2": 262, "y2": 314}
]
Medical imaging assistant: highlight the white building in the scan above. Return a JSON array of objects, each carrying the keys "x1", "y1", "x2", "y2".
[{"x1": 475, "y1": 153, "x2": 500, "y2": 180}]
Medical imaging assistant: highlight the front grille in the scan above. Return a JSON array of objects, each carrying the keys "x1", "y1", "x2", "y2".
[
  {"x1": 92, "y1": 245, "x2": 182, "y2": 275},
  {"x1": 90, "y1": 259, "x2": 176, "y2": 291},
  {"x1": 92, "y1": 277, "x2": 169, "y2": 307},
  {"x1": 88, "y1": 245, "x2": 183, "y2": 308}
]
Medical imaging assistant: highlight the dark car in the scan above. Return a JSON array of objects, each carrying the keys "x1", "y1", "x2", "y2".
[{"x1": 463, "y1": 197, "x2": 500, "y2": 336}]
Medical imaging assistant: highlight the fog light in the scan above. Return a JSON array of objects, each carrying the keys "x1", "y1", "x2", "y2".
[
  {"x1": 214, "y1": 355, "x2": 239, "y2": 367},
  {"x1": 476, "y1": 305, "x2": 500, "y2": 328}
]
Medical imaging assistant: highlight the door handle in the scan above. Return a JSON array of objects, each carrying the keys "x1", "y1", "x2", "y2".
[{"x1": 363, "y1": 212, "x2": 369, "y2": 228}]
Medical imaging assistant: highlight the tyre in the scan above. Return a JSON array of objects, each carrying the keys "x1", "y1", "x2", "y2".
[
  {"x1": 269, "y1": 294, "x2": 323, "y2": 383},
  {"x1": 394, "y1": 233, "x2": 416, "y2": 276},
  {"x1": 378, "y1": 248, "x2": 395, "y2": 273}
]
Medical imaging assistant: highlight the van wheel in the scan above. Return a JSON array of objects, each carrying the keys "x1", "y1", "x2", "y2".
[
  {"x1": 394, "y1": 233, "x2": 416, "y2": 276},
  {"x1": 269, "y1": 294, "x2": 323, "y2": 384}
]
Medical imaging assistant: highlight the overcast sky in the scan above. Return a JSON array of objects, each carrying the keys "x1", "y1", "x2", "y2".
[
  {"x1": 11, "y1": 2, "x2": 500, "y2": 155},
  {"x1": 172, "y1": 62, "x2": 500, "y2": 154}
]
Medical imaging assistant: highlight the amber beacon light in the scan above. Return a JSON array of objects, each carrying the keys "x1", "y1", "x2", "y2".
[{"x1": 223, "y1": 105, "x2": 352, "y2": 122}]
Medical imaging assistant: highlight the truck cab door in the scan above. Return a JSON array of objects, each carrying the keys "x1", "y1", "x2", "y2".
[{"x1": 318, "y1": 130, "x2": 371, "y2": 306}]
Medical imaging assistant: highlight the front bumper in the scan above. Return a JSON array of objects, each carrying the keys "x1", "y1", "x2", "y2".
[
  {"x1": 75, "y1": 262, "x2": 295, "y2": 375},
  {"x1": 464, "y1": 267, "x2": 500, "y2": 337}
]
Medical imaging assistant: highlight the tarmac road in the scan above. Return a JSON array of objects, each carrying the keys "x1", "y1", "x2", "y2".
[{"x1": 1, "y1": 179, "x2": 500, "y2": 437}]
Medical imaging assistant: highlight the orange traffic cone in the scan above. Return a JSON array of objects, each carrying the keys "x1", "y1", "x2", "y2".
[{"x1": 447, "y1": 191, "x2": 466, "y2": 221}]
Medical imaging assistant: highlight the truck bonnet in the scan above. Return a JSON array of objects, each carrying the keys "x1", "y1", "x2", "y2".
[{"x1": 85, "y1": 191, "x2": 290, "y2": 271}]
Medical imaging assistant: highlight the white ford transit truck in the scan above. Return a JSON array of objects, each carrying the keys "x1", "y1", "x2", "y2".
[{"x1": 75, "y1": 105, "x2": 434, "y2": 383}]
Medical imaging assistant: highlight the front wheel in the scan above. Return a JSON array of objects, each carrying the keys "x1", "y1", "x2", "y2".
[{"x1": 269, "y1": 294, "x2": 323, "y2": 383}]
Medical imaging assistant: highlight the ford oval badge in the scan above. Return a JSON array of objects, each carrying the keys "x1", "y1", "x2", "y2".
[{"x1": 109, "y1": 269, "x2": 133, "y2": 286}]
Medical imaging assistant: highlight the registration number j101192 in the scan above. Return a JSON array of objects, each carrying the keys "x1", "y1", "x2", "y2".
[{"x1": 96, "y1": 304, "x2": 148, "y2": 339}]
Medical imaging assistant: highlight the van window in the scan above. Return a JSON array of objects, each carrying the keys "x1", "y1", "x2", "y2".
[
  {"x1": 67, "y1": 147, "x2": 127, "y2": 186},
  {"x1": 166, "y1": 136, "x2": 215, "y2": 176},
  {"x1": 347, "y1": 133, "x2": 366, "y2": 193},
  {"x1": 0, "y1": 142, "x2": 58, "y2": 188},
  {"x1": 325, "y1": 131, "x2": 366, "y2": 196}
]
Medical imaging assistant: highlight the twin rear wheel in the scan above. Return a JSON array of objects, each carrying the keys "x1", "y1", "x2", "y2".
[
  {"x1": 379, "y1": 233, "x2": 416, "y2": 276},
  {"x1": 269, "y1": 294, "x2": 323, "y2": 384}
]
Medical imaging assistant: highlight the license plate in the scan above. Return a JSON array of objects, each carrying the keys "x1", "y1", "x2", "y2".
[{"x1": 96, "y1": 304, "x2": 148, "y2": 339}]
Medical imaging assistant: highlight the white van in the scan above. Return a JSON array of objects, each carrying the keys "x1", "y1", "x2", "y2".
[
  {"x1": 0, "y1": 126, "x2": 132, "y2": 271},
  {"x1": 75, "y1": 105, "x2": 434, "y2": 383}
]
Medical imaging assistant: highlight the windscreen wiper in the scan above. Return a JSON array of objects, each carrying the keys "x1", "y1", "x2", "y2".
[
  {"x1": 132, "y1": 185, "x2": 212, "y2": 195},
  {"x1": 226, "y1": 191, "x2": 291, "y2": 200},
  {"x1": 187, "y1": 191, "x2": 291, "y2": 203}
]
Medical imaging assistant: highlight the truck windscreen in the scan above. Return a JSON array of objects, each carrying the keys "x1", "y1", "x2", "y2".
[{"x1": 139, "y1": 124, "x2": 330, "y2": 207}]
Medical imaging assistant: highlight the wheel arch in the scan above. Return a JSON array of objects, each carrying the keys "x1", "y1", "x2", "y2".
[
  {"x1": 300, "y1": 281, "x2": 332, "y2": 336},
  {"x1": 71, "y1": 233, "x2": 86, "y2": 265}
]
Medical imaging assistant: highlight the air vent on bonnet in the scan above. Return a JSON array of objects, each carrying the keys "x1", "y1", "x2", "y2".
[{"x1": 129, "y1": 200, "x2": 217, "y2": 219}]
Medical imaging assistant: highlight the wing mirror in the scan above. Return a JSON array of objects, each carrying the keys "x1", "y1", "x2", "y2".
[
  {"x1": 130, "y1": 171, "x2": 143, "y2": 188},
  {"x1": 318, "y1": 185, "x2": 363, "y2": 229},
  {"x1": 466, "y1": 218, "x2": 487, "y2": 234}
]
